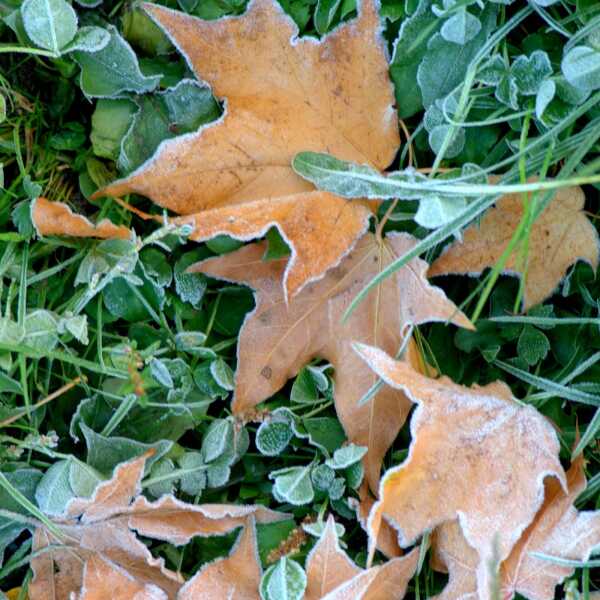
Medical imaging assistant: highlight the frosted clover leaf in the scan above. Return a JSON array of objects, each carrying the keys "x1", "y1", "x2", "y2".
[{"x1": 260, "y1": 557, "x2": 307, "y2": 600}]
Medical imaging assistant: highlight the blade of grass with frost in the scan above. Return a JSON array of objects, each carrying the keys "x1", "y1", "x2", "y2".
[
  {"x1": 0, "y1": 473, "x2": 65, "y2": 540},
  {"x1": 490, "y1": 316, "x2": 600, "y2": 327},
  {"x1": 0, "y1": 341, "x2": 128, "y2": 378},
  {"x1": 292, "y1": 153, "x2": 600, "y2": 199},
  {"x1": 356, "y1": 325, "x2": 413, "y2": 407},
  {"x1": 494, "y1": 360, "x2": 600, "y2": 407},
  {"x1": 528, "y1": 351, "x2": 600, "y2": 404},
  {"x1": 341, "y1": 95, "x2": 600, "y2": 321},
  {"x1": 573, "y1": 406, "x2": 600, "y2": 457},
  {"x1": 529, "y1": 554, "x2": 600, "y2": 569}
]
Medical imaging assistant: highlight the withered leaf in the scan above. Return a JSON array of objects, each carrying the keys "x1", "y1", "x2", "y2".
[
  {"x1": 304, "y1": 515, "x2": 362, "y2": 599},
  {"x1": 97, "y1": 0, "x2": 399, "y2": 299},
  {"x1": 429, "y1": 186, "x2": 599, "y2": 309},
  {"x1": 178, "y1": 518, "x2": 261, "y2": 600},
  {"x1": 29, "y1": 452, "x2": 287, "y2": 600},
  {"x1": 432, "y1": 455, "x2": 600, "y2": 600},
  {"x1": 193, "y1": 232, "x2": 471, "y2": 491},
  {"x1": 350, "y1": 483, "x2": 402, "y2": 558},
  {"x1": 353, "y1": 343, "x2": 566, "y2": 600},
  {"x1": 305, "y1": 515, "x2": 418, "y2": 600},
  {"x1": 32, "y1": 197, "x2": 130, "y2": 240}
]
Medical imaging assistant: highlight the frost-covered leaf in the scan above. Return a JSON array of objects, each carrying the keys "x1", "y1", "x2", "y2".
[
  {"x1": 562, "y1": 45, "x2": 600, "y2": 91},
  {"x1": 433, "y1": 455, "x2": 600, "y2": 600},
  {"x1": 177, "y1": 452, "x2": 206, "y2": 496},
  {"x1": 430, "y1": 185, "x2": 599, "y2": 309},
  {"x1": 196, "y1": 234, "x2": 470, "y2": 491},
  {"x1": 390, "y1": 0, "x2": 440, "y2": 118},
  {"x1": 179, "y1": 520, "x2": 262, "y2": 600},
  {"x1": 32, "y1": 197, "x2": 130, "y2": 241},
  {"x1": 118, "y1": 80, "x2": 220, "y2": 174},
  {"x1": 201, "y1": 419, "x2": 233, "y2": 463},
  {"x1": 146, "y1": 458, "x2": 176, "y2": 498},
  {"x1": 29, "y1": 453, "x2": 288, "y2": 599},
  {"x1": 517, "y1": 325, "x2": 550, "y2": 366},
  {"x1": 417, "y1": 5, "x2": 496, "y2": 108},
  {"x1": 35, "y1": 460, "x2": 77, "y2": 517},
  {"x1": 440, "y1": 8, "x2": 481, "y2": 45},
  {"x1": 511, "y1": 50, "x2": 552, "y2": 95},
  {"x1": 256, "y1": 410, "x2": 295, "y2": 456},
  {"x1": 270, "y1": 466, "x2": 314, "y2": 506},
  {"x1": 62, "y1": 26, "x2": 110, "y2": 53},
  {"x1": 24, "y1": 309, "x2": 59, "y2": 352},
  {"x1": 73, "y1": 26, "x2": 160, "y2": 98},
  {"x1": 21, "y1": 0, "x2": 77, "y2": 54},
  {"x1": 304, "y1": 516, "x2": 361, "y2": 599},
  {"x1": 260, "y1": 557, "x2": 307, "y2": 600},
  {"x1": 536, "y1": 79, "x2": 556, "y2": 119},
  {"x1": 210, "y1": 358, "x2": 235, "y2": 391},
  {"x1": 311, "y1": 464, "x2": 336, "y2": 492},
  {"x1": 149, "y1": 358, "x2": 174, "y2": 389},
  {"x1": 354, "y1": 343, "x2": 565, "y2": 599},
  {"x1": 97, "y1": 0, "x2": 399, "y2": 300},
  {"x1": 326, "y1": 444, "x2": 368, "y2": 470}
]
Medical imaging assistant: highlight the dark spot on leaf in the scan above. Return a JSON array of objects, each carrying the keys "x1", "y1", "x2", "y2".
[{"x1": 261, "y1": 366, "x2": 272, "y2": 380}]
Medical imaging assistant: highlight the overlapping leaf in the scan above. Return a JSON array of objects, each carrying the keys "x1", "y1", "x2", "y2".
[
  {"x1": 429, "y1": 186, "x2": 599, "y2": 309},
  {"x1": 194, "y1": 232, "x2": 471, "y2": 491},
  {"x1": 432, "y1": 455, "x2": 600, "y2": 600},
  {"x1": 93, "y1": 0, "x2": 399, "y2": 299},
  {"x1": 304, "y1": 515, "x2": 418, "y2": 599},
  {"x1": 28, "y1": 452, "x2": 288, "y2": 599},
  {"x1": 353, "y1": 343, "x2": 566, "y2": 600}
]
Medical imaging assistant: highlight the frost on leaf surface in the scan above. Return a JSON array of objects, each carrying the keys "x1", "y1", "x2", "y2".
[
  {"x1": 193, "y1": 232, "x2": 471, "y2": 491},
  {"x1": 353, "y1": 343, "x2": 566, "y2": 600},
  {"x1": 432, "y1": 455, "x2": 600, "y2": 600},
  {"x1": 28, "y1": 452, "x2": 288, "y2": 600},
  {"x1": 429, "y1": 185, "x2": 599, "y2": 309},
  {"x1": 96, "y1": 0, "x2": 399, "y2": 299}
]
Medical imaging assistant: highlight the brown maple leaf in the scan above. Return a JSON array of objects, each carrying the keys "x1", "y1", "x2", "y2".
[
  {"x1": 432, "y1": 454, "x2": 600, "y2": 600},
  {"x1": 32, "y1": 197, "x2": 130, "y2": 240},
  {"x1": 177, "y1": 518, "x2": 262, "y2": 600},
  {"x1": 193, "y1": 231, "x2": 471, "y2": 491},
  {"x1": 94, "y1": 0, "x2": 399, "y2": 300},
  {"x1": 429, "y1": 185, "x2": 599, "y2": 309},
  {"x1": 29, "y1": 452, "x2": 288, "y2": 600},
  {"x1": 304, "y1": 515, "x2": 418, "y2": 599},
  {"x1": 353, "y1": 343, "x2": 566, "y2": 600}
]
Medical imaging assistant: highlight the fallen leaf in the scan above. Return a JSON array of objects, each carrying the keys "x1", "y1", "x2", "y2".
[
  {"x1": 193, "y1": 232, "x2": 471, "y2": 491},
  {"x1": 429, "y1": 185, "x2": 599, "y2": 309},
  {"x1": 76, "y1": 555, "x2": 168, "y2": 600},
  {"x1": 305, "y1": 515, "x2": 418, "y2": 599},
  {"x1": 177, "y1": 518, "x2": 262, "y2": 600},
  {"x1": 432, "y1": 454, "x2": 600, "y2": 600},
  {"x1": 353, "y1": 343, "x2": 566, "y2": 600},
  {"x1": 32, "y1": 197, "x2": 130, "y2": 240},
  {"x1": 96, "y1": 0, "x2": 399, "y2": 299},
  {"x1": 29, "y1": 452, "x2": 288, "y2": 600},
  {"x1": 350, "y1": 483, "x2": 402, "y2": 558},
  {"x1": 304, "y1": 515, "x2": 362, "y2": 600}
]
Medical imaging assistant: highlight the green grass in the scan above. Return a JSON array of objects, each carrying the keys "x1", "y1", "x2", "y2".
[{"x1": 0, "y1": 0, "x2": 600, "y2": 598}]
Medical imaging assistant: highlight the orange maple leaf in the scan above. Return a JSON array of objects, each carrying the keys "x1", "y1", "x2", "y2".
[
  {"x1": 429, "y1": 185, "x2": 599, "y2": 309},
  {"x1": 93, "y1": 0, "x2": 399, "y2": 300},
  {"x1": 353, "y1": 343, "x2": 566, "y2": 600},
  {"x1": 28, "y1": 452, "x2": 287, "y2": 600},
  {"x1": 304, "y1": 515, "x2": 418, "y2": 599},
  {"x1": 193, "y1": 232, "x2": 471, "y2": 491},
  {"x1": 432, "y1": 454, "x2": 600, "y2": 600}
]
